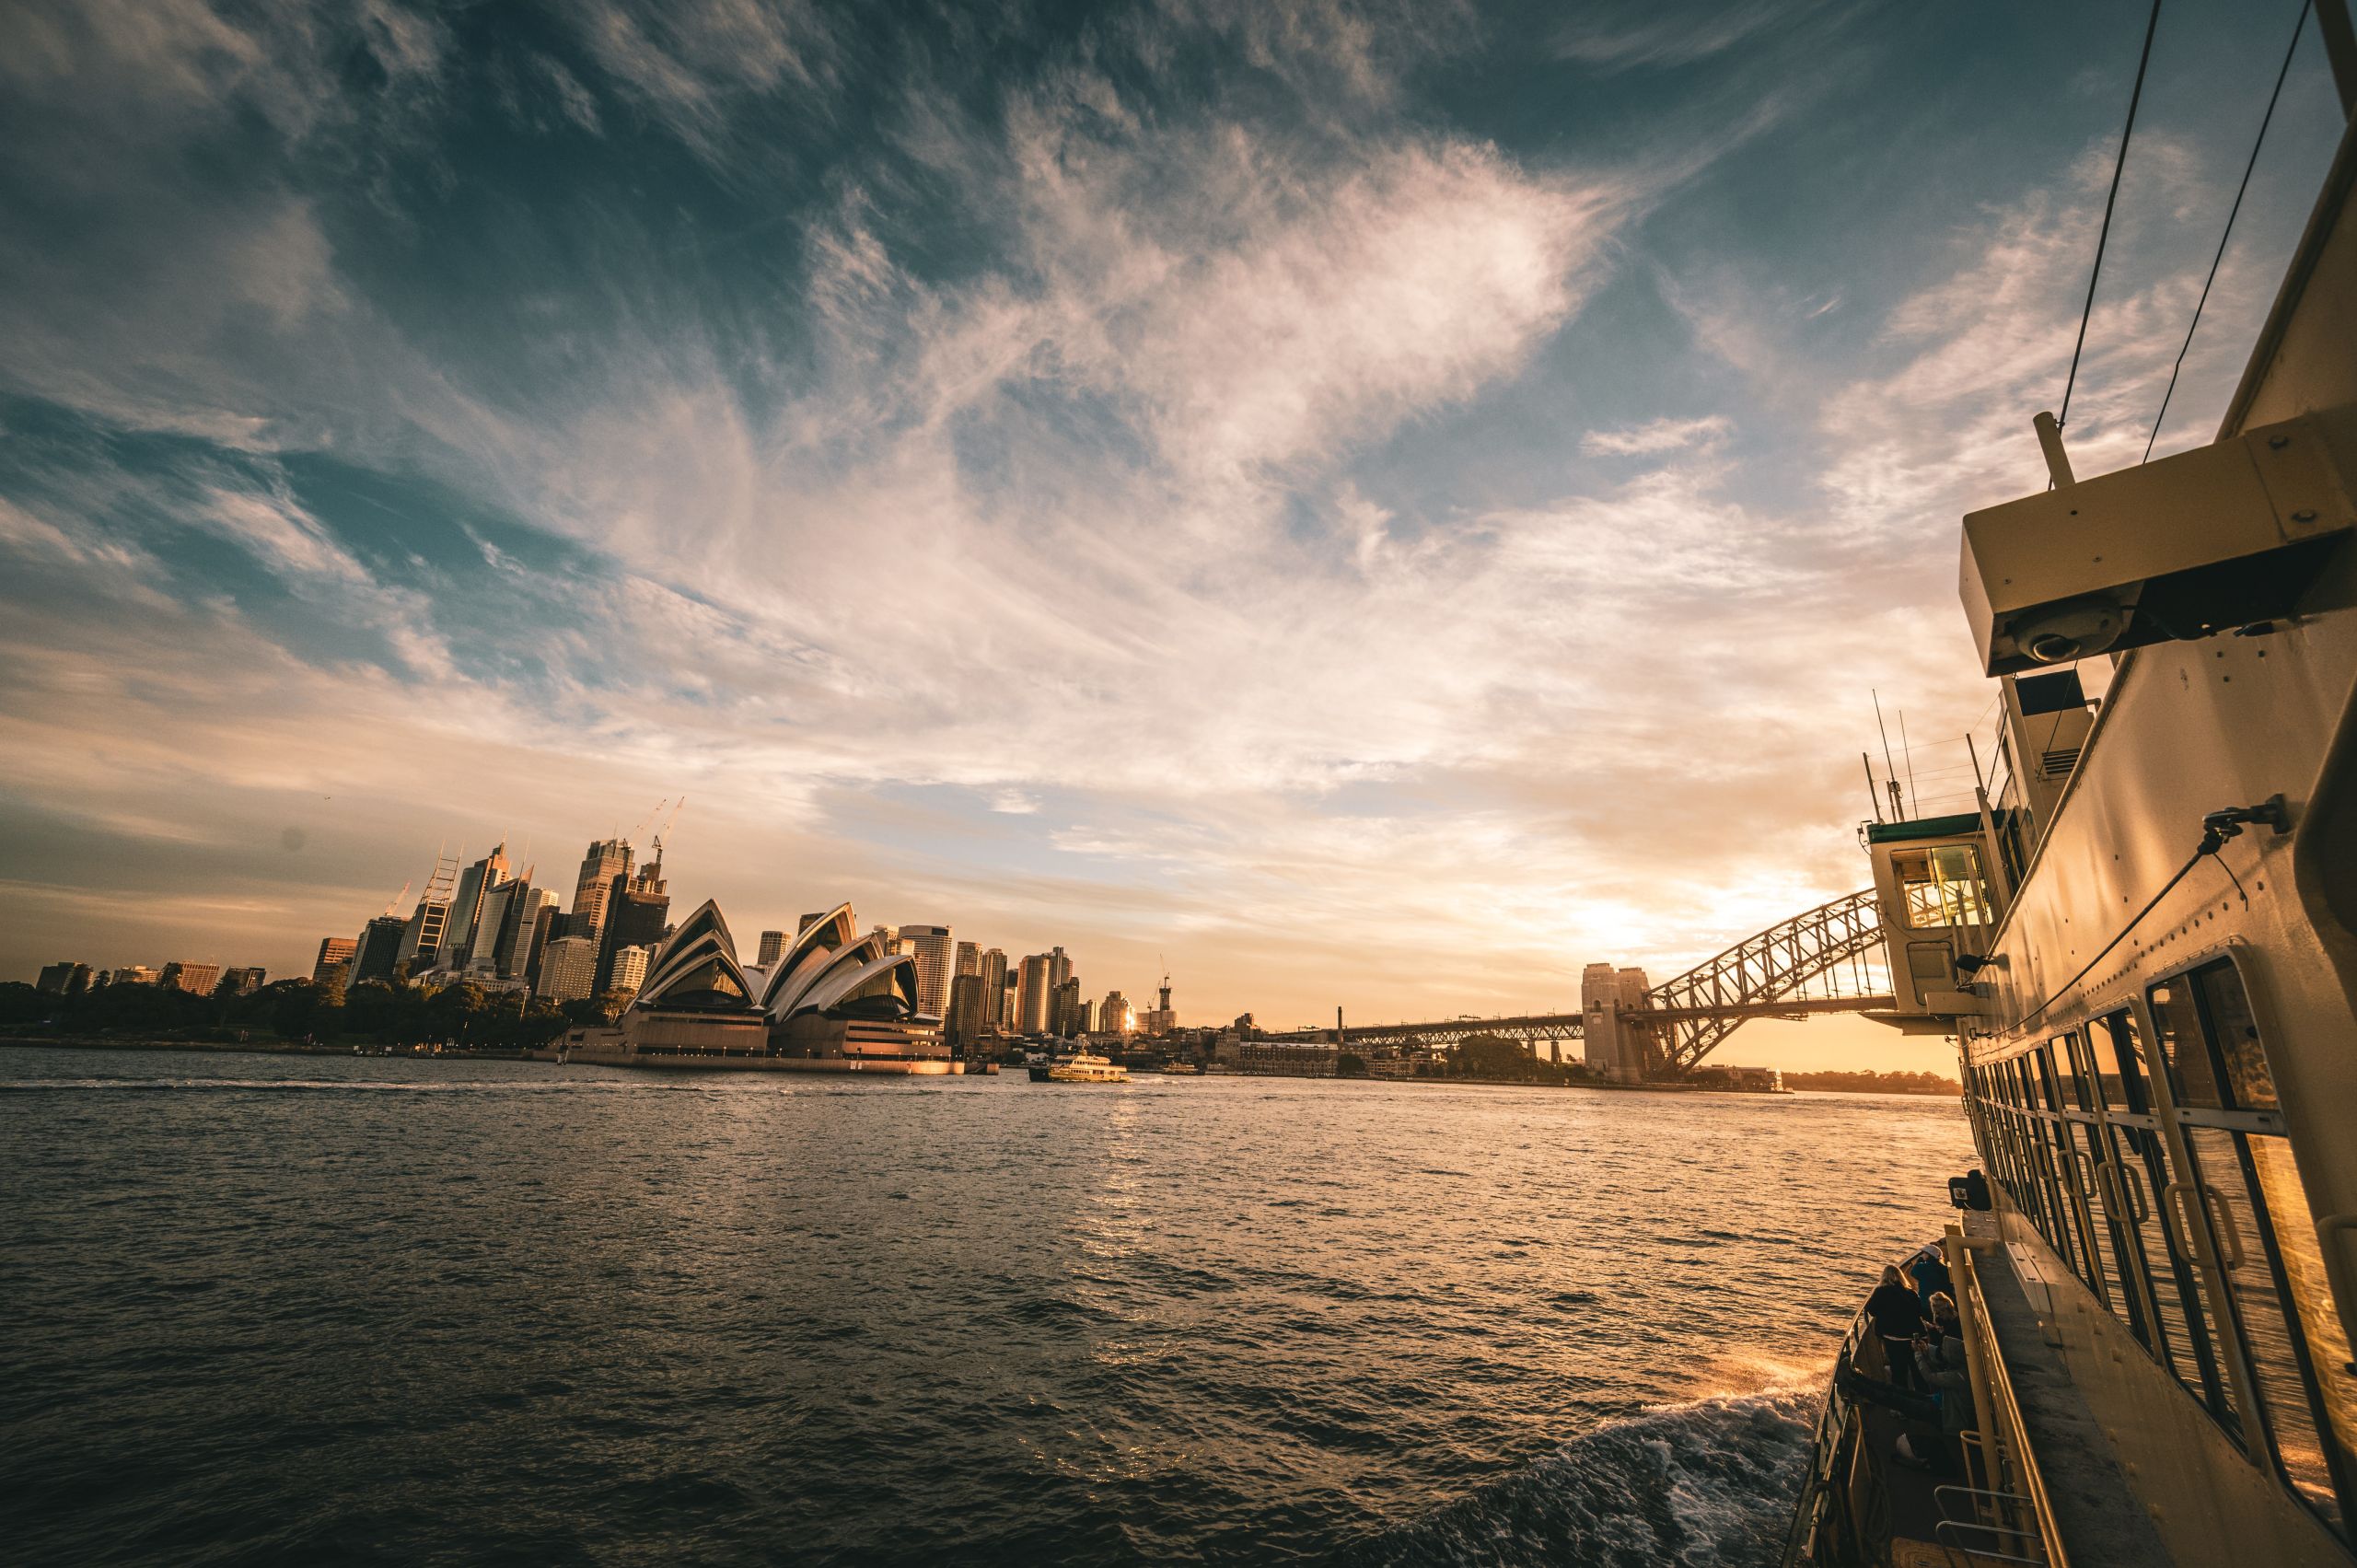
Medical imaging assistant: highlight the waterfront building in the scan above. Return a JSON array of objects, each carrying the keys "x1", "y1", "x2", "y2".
[
  {"x1": 563, "y1": 900, "x2": 947, "y2": 1070},
  {"x1": 595, "y1": 859, "x2": 670, "y2": 995},
  {"x1": 216, "y1": 967, "x2": 265, "y2": 996},
  {"x1": 1239, "y1": 1040, "x2": 1339, "y2": 1077},
  {"x1": 348, "y1": 916, "x2": 408, "y2": 987},
  {"x1": 440, "y1": 843, "x2": 510, "y2": 974},
  {"x1": 1138, "y1": 972, "x2": 1175, "y2": 1036},
  {"x1": 35, "y1": 961, "x2": 90, "y2": 995},
  {"x1": 570, "y1": 838, "x2": 632, "y2": 938},
  {"x1": 955, "y1": 940, "x2": 979, "y2": 978},
  {"x1": 313, "y1": 936, "x2": 357, "y2": 984},
  {"x1": 608, "y1": 943, "x2": 654, "y2": 998},
  {"x1": 1016, "y1": 953, "x2": 1053, "y2": 1034},
  {"x1": 1100, "y1": 990, "x2": 1132, "y2": 1035},
  {"x1": 536, "y1": 935, "x2": 598, "y2": 1003},
  {"x1": 899, "y1": 924, "x2": 954, "y2": 1016},
  {"x1": 758, "y1": 929, "x2": 787, "y2": 966}
]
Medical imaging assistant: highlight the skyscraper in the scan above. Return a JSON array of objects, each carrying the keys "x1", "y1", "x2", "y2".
[
  {"x1": 218, "y1": 967, "x2": 266, "y2": 996},
  {"x1": 1016, "y1": 953, "x2": 1053, "y2": 1035},
  {"x1": 1049, "y1": 946, "x2": 1072, "y2": 990},
  {"x1": 955, "y1": 941, "x2": 979, "y2": 977},
  {"x1": 313, "y1": 936, "x2": 357, "y2": 985},
  {"x1": 441, "y1": 843, "x2": 510, "y2": 971},
  {"x1": 899, "y1": 924, "x2": 954, "y2": 1017},
  {"x1": 1100, "y1": 991, "x2": 1132, "y2": 1034},
  {"x1": 595, "y1": 860, "x2": 670, "y2": 996},
  {"x1": 349, "y1": 915, "x2": 408, "y2": 986},
  {"x1": 1050, "y1": 976, "x2": 1083, "y2": 1038},
  {"x1": 571, "y1": 838, "x2": 633, "y2": 938},
  {"x1": 475, "y1": 882, "x2": 555, "y2": 979},
  {"x1": 978, "y1": 947, "x2": 1008, "y2": 1029},
  {"x1": 759, "y1": 929, "x2": 788, "y2": 966},
  {"x1": 946, "y1": 971, "x2": 989, "y2": 1052},
  {"x1": 396, "y1": 850, "x2": 460, "y2": 969}
]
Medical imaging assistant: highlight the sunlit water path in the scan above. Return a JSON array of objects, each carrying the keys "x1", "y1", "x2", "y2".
[{"x1": 1, "y1": 1047, "x2": 1970, "y2": 1565}]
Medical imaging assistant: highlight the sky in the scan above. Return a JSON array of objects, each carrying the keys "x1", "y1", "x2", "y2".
[{"x1": 0, "y1": 0, "x2": 2347, "y2": 1068}]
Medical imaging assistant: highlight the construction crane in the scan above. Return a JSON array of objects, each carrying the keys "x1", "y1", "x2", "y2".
[
  {"x1": 651, "y1": 796, "x2": 687, "y2": 867},
  {"x1": 380, "y1": 879, "x2": 411, "y2": 918},
  {"x1": 626, "y1": 797, "x2": 668, "y2": 846}
]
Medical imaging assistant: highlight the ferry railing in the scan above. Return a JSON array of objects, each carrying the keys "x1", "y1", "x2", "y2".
[
  {"x1": 1949, "y1": 1225, "x2": 2072, "y2": 1568},
  {"x1": 1779, "y1": 1303, "x2": 1871, "y2": 1568}
]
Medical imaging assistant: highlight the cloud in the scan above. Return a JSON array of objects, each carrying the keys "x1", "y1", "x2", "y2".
[{"x1": 1580, "y1": 414, "x2": 1732, "y2": 456}]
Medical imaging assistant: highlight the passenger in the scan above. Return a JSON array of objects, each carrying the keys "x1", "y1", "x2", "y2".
[
  {"x1": 1894, "y1": 1293, "x2": 1975, "y2": 1474},
  {"x1": 1837, "y1": 1293, "x2": 1974, "y2": 1476},
  {"x1": 1907, "y1": 1243, "x2": 1953, "y2": 1318},
  {"x1": 1864, "y1": 1264, "x2": 1926, "y2": 1390}
]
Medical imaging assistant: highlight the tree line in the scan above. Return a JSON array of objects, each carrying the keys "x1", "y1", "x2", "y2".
[{"x1": 0, "y1": 977, "x2": 635, "y2": 1050}]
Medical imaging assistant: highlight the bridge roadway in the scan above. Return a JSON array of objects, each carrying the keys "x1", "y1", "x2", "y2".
[
  {"x1": 1265, "y1": 888, "x2": 1901, "y2": 1076},
  {"x1": 1273, "y1": 993, "x2": 1898, "y2": 1053}
]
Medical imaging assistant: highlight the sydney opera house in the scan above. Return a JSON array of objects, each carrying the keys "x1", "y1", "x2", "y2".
[{"x1": 554, "y1": 900, "x2": 954, "y2": 1073}]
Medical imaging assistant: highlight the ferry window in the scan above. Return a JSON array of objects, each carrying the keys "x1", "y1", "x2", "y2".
[
  {"x1": 2167, "y1": 961, "x2": 2356, "y2": 1538},
  {"x1": 1893, "y1": 844, "x2": 1991, "y2": 929},
  {"x1": 2196, "y1": 965, "x2": 2278, "y2": 1111},
  {"x1": 2060, "y1": 1030, "x2": 2097, "y2": 1112},
  {"x1": 2117, "y1": 1117, "x2": 2245, "y2": 1436},
  {"x1": 2087, "y1": 1012, "x2": 2150, "y2": 1115},
  {"x1": 2151, "y1": 980, "x2": 2226, "y2": 1110}
]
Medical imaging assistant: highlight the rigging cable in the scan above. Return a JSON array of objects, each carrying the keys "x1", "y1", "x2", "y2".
[
  {"x1": 2060, "y1": 0, "x2": 2166, "y2": 431},
  {"x1": 2143, "y1": 0, "x2": 2312, "y2": 461}
]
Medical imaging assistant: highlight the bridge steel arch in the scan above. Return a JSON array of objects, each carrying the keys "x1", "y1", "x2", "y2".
[
  {"x1": 1637, "y1": 888, "x2": 1890, "y2": 1077},
  {"x1": 1293, "y1": 889, "x2": 1893, "y2": 1078}
]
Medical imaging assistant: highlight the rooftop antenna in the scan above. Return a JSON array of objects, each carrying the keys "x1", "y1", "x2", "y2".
[
  {"x1": 1897, "y1": 709, "x2": 1920, "y2": 815},
  {"x1": 1872, "y1": 691, "x2": 1906, "y2": 820}
]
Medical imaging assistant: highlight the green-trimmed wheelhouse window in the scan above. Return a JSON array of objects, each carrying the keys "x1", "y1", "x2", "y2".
[
  {"x1": 2152, "y1": 961, "x2": 2356, "y2": 1542},
  {"x1": 1891, "y1": 843, "x2": 1992, "y2": 929}
]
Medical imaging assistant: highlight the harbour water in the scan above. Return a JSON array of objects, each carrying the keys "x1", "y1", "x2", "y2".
[{"x1": 2, "y1": 1048, "x2": 1971, "y2": 1565}]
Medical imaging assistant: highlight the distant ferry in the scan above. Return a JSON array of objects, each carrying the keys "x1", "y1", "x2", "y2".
[{"x1": 1048, "y1": 1051, "x2": 1128, "y2": 1084}]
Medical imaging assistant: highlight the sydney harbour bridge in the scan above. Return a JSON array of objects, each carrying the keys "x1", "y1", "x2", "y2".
[{"x1": 1283, "y1": 889, "x2": 1903, "y2": 1081}]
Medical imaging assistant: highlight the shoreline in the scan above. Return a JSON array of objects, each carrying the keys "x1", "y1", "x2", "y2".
[{"x1": 0, "y1": 1037, "x2": 1958, "y2": 1095}]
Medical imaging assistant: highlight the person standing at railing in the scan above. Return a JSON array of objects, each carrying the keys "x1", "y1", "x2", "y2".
[
  {"x1": 1840, "y1": 1293, "x2": 1974, "y2": 1474},
  {"x1": 1866, "y1": 1265, "x2": 1928, "y2": 1390},
  {"x1": 1906, "y1": 1242, "x2": 1952, "y2": 1318}
]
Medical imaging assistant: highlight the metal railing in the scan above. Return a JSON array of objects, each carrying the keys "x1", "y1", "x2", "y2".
[{"x1": 1951, "y1": 1227, "x2": 2073, "y2": 1568}]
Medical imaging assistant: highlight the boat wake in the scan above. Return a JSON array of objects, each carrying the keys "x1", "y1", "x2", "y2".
[{"x1": 1342, "y1": 1388, "x2": 1817, "y2": 1568}]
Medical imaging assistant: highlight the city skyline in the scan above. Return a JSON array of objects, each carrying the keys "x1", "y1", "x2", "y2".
[{"x1": 2, "y1": 2, "x2": 2348, "y2": 1069}]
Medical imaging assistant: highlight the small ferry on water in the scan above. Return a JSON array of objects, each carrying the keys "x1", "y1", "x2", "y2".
[
  {"x1": 1047, "y1": 1051, "x2": 1129, "y2": 1084},
  {"x1": 1782, "y1": 14, "x2": 2357, "y2": 1566}
]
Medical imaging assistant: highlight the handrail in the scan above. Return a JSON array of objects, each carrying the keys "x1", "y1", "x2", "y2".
[{"x1": 1952, "y1": 1225, "x2": 2073, "y2": 1567}]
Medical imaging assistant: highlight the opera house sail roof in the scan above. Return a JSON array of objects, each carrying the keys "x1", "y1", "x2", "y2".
[{"x1": 633, "y1": 898, "x2": 935, "y2": 1026}]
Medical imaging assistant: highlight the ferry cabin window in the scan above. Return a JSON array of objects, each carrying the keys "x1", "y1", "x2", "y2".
[
  {"x1": 2150, "y1": 962, "x2": 2357, "y2": 1540},
  {"x1": 1892, "y1": 844, "x2": 1991, "y2": 928},
  {"x1": 2106, "y1": 1009, "x2": 2242, "y2": 1428}
]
